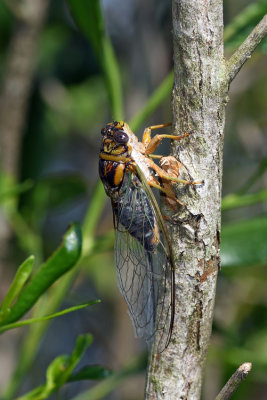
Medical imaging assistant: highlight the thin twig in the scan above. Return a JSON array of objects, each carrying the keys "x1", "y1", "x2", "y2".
[
  {"x1": 227, "y1": 15, "x2": 267, "y2": 84},
  {"x1": 215, "y1": 362, "x2": 252, "y2": 400}
]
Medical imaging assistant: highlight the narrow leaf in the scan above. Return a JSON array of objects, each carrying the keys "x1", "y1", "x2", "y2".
[
  {"x1": 0, "y1": 223, "x2": 82, "y2": 326},
  {"x1": 16, "y1": 334, "x2": 93, "y2": 400},
  {"x1": 0, "y1": 256, "x2": 34, "y2": 319},
  {"x1": 53, "y1": 334, "x2": 94, "y2": 387},
  {"x1": 0, "y1": 301, "x2": 99, "y2": 334},
  {"x1": 16, "y1": 385, "x2": 46, "y2": 400}
]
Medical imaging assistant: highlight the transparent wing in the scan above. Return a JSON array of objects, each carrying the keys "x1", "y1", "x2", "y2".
[{"x1": 113, "y1": 171, "x2": 174, "y2": 351}]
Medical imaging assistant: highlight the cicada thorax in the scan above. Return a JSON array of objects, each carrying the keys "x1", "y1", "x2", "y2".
[{"x1": 99, "y1": 121, "x2": 132, "y2": 196}]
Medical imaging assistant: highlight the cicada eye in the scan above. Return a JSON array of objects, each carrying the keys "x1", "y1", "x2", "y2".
[
  {"x1": 101, "y1": 127, "x2": 106, "y2": 136},
  {"x1": 113, "y1": 130, "x2": 129, "y2": 144}
]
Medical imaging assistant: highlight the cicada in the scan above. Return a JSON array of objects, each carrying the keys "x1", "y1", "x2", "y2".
[{"x1": 99, "y1": 121, "x2": 200, "y2": 351}]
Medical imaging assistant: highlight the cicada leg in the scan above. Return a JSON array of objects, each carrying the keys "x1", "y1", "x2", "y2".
[
  {"x1": 149, "y1": 181, "x2": 185, "y2": 206},
  {"x1": 147, "y1": 157, "x2": 203, "y2": 186},
  {"x1": 148, "y1": 154, "x2": 164, "y2": 159},
  {"x1": 142, "y1": 123, "x2": 172, "y2": 146},
  {"x1": 142, "y1": 123, "x2": 192, "y2": 155}
]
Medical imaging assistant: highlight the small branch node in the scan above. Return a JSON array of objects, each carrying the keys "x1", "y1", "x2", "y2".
[{"x1": 215, "y1": 362, "x2": 252, "y2": 400}]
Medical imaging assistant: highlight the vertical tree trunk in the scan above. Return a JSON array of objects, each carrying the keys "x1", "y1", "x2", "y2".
[{"x1": 145, "y1": 1, "x2": 227, "y2": 398}]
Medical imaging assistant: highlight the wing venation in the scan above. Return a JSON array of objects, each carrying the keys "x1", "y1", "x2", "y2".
[{"x1": 113, "y1": 171, "x2": 174, "y2": 350}]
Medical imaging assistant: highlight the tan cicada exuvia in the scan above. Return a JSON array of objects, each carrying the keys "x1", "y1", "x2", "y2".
[{"x1": 99, "y1": 121, "x2": 202, "y2": 352}]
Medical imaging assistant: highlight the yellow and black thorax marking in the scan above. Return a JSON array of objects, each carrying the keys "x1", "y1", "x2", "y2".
[{"x1": 99, "y1": 121, "x2": 133, "y2": 193}]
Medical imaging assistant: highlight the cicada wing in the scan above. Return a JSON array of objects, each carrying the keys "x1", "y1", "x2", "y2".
[{"x1": 113, "y1": 172, "x2": 174, "y2": 351}]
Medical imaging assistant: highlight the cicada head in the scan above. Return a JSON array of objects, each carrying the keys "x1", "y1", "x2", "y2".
[{"x1": 100, "y1": 121, "x2": 142, "y2": 157}]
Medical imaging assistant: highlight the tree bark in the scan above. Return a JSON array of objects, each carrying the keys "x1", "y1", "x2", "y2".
[
  {"x1": 145, "y1": 2, "x2": 266, "y2": 398},
  {"x1": 145, "y1": 5, "x2": 225, "y2": 399}
]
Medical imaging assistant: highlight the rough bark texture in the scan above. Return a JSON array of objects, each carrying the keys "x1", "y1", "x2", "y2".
[{"x1": 145, "y1": 1, "x2": 227, "y2": 399}]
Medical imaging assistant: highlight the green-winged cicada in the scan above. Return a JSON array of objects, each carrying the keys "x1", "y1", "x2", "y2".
[{"x1": 99, "y1": 121, "x2": 202, "y2": 352}]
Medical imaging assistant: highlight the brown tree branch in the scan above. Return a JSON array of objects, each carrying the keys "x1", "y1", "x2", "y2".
[
  {"x1": 145, "y1": 1, "x2": 226, "y2": 398},
  {"x1": 215, "y1": 362, "x2": 252, "y2": 400},
  {"x1": 227, "y1": 15, "x2": 267, "y2": 84}
]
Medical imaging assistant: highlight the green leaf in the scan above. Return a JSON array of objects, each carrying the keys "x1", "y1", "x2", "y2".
[
  {"x1": 67, "y1": 0, "x2": 123, "y2": 119},
  {"x1": 2, "y1": 183, "x2": 106, "y2": 400},
  {"x1": 0, "y1": 256, "x2": 34, "y2": 320},
  {"x1": 46, "y1": 334, "x2": 93, "y2": 388},
  {"x1": 0, "y1": 223, "x2": 82, "y2": 326},
  {"x1": 68, "y1": 365, "x2": 113, "y2": 381},
  {"x1": 221, "y1": 216, "x2": 267, "y2": 268},
  {"x1": 16, "y1": 385, "x2": 46, "y2": 400},
  {"x1": 0, "y1": 300, "x2": 99, "y2": 334},
  {"x1": 70, "y1": 353, "x2": 147, "y2": 400},
  {"x1": 16, "y1": 334, "x2": 93, "y2": 400}
]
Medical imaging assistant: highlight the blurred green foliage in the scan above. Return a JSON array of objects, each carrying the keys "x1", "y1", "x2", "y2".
[{"x1": 0, "y1": 0, "x2": 266, "y2": 399}]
